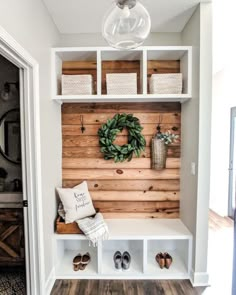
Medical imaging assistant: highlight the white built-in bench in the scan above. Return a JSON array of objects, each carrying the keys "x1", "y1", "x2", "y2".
[{"x1": 54, "y1": 219, "x2": 192, "y2": 279}]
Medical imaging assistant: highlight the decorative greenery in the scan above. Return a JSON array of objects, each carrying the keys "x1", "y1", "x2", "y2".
[
  {"x1": 156, "y1": 130, "x2": 178, "y2": 145},
  {"x1": 98, "y1": 113, "x2": 146, "y2": 163},
  {"x1": 0, "y1": 167, "x2": 7, "y2": 179}
]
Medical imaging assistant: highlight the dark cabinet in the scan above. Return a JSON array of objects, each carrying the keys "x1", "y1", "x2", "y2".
[{"x1": 0, "y1": 208, "x2": 25, "y2": 267}]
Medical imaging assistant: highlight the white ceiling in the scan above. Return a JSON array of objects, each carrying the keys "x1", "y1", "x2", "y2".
[{"x1": 43, "y1": 0, "x2": 210, "y2": 34}]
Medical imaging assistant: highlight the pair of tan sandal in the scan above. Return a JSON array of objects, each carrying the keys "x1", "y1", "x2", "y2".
[
  {"x1": 73, "y1": 252, "x2": 91, "y2": 271},
  {"x1": 155, "y1": 252, "x2": 173, "y2": 269}
]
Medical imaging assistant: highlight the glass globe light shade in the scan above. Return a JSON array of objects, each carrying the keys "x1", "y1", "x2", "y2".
[{"x1": 102, "y1": 0, "x2": 151, "y2": 49}]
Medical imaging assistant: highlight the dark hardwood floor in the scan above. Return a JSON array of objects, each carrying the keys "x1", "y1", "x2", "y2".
[{"x1": 51, "y1": 279, "x2": 205, "y2": 295}]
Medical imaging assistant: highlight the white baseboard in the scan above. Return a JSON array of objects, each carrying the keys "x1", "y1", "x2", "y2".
[
  {"x1": 45, "y1": 267, "x2": 56, "y2": 295},
  {"x1": 190, "y1": 269, "x2": 210, "y2": 287}
]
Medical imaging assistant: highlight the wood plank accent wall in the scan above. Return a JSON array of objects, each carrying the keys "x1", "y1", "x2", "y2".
[{"x1": 62, "y1": 102, "x2": 181, "y2": 219}]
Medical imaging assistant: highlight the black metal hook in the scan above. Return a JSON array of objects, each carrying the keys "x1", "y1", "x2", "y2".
[
  {"x1": 80, "y1": 115, "x2": 86, "y2": 133},
  {"x1": 156, "y1": 115, "x2": 162, "y2": 134}
]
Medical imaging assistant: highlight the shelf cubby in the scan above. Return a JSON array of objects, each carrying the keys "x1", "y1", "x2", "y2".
[
  {"x1": 100, "y1": 50, "x2": 143, "y2": 95},
  {"x1": 55, "y1": 239, "x2": 98, "y2": 278},
  {"x1": 147, "y1": 49, "x2": 191, "y2": 95},
  {"x1": 52, "y1": 49, "x2": 97, "y2": 96},
  {"x1": 101, "y1": 239, "x2": 144, "y2": 276},
  {"x1": 146, "y1": 239, "x2": 191, "y2": 279}
]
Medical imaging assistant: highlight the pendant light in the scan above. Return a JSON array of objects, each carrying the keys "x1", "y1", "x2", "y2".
[{"x1": 102, "y1": 0, "x2": 151, "y2": 50}]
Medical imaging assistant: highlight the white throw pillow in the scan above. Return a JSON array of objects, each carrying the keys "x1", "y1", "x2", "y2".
[{"x1": 57, "y1": 181, "x2": 96, "y2": 224}]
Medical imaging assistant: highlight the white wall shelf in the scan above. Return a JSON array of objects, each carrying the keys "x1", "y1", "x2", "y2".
[
  {"x1": 54, "y1": 219, "x2": 192, "y2": 280},
  {"x1": 52, "y1": 94, "x2": 191, "y2": 104},
  {"x1": 51, "y1": 46, "x2": 192, "y2": 104}
]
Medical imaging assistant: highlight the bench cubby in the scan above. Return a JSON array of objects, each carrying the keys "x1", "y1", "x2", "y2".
[
  {"x1": 146, "y1": 239, "x2": 191, "y2": 279},
  {"x1": 101, "y1": 239, "x2": 144, "y2": 275},
  {"x1": 55, "y1": 238, "x2": 98, "y2": 278}
]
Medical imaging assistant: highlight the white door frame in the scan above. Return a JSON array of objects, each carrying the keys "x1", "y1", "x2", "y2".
[
  {"x1": 228, "y1": 107, "x2": 236, "y2": 218},
  {"x1": 0, "y1": 26, "x2": 44, "y2": 294}
]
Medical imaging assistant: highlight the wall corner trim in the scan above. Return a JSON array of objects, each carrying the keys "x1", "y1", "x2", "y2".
[
  {"x1": 45, "y1": 267, "x2": 55, "y2": 295},
  {"x1": 190, "y1": 269, "x2": 210, "y2": 287}
]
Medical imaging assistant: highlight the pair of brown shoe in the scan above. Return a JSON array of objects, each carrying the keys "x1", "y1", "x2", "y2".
[
  {"x1": 155, "y1": 252, "x2": 172, "y2": 269},
  {"x1": 73, "y1": 252, "x2": 91, "y2": 271}
]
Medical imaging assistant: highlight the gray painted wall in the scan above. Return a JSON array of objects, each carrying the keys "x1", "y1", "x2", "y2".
[
  {"x1": 181, "y1": 3, "x2": 212, "y2": 284},
  {"x1": 0, "y1": 0, "x2": 61, "y2": 290},
  {"x1": 59, "y1": 32, "x2": 182, "y2": 47},
  {"x1": 181, "y1": 4, "x2": 200, "y2": 270}
]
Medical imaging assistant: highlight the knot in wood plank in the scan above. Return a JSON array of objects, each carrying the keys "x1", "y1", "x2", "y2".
[{"x1": 116, "y1": 169, "x2": 123, "y2": 175}]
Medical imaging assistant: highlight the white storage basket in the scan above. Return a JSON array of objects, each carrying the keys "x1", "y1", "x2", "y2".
[
  {"x1": 149, "y1": 73, "x2": 182, "y2": 94},
  {"x1": 106, "y1": 73, "x2": 137, "y2": 95},
  {"x1": 61, "y1": 74, "x2": 93, "y2": 95}
]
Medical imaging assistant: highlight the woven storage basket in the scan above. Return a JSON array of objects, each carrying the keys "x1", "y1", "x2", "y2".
[
  {"x1": 56, "y1": 216, "x2": 82, "y2": 234},
  {"x1": 61, "y1": 74, "x2": 93, "y2": 95},
  {"x1": 150, "y1": 73, "x2": 182, "y2": 94},
  {"x1": 106, "y1": 73, "x2": 137, "y2": 95},
  {"x1": 151, "y1": 138, "x2": 167, "y2": 170}
]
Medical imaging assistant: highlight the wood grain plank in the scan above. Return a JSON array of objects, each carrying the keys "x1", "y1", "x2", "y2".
[
  {"x1": 0, "y1": 209, "x2": 23, "y2": 222},
  {"x1": 62, "y1": 102, "x2": 181, "y2": 114},
  {"x1": 62, "y1": 69, "x2": 97, "y2": 75},
  {"x1": 63, "y1": 168, "x2": 180, "y2": 180},
  {"x1": 147, "y1": 60, "x2": 180, "y2": 74},
  {"x1": 62, "y1": 112, "x2": 181, "y2": 125},
  {"x1": 63, "y1": 158, "x2": 180, "y2": 169},
  {"x1": 63, "y1": 61, "x2": 97, "y2": 70},
  {"x1": 62, "y1": 146, "x2": 181, "y2": 158},
  {"x1": 0, "y1": 225, "x2": 18, "y2": 241},
  {"x1": 94, "y1": 201, "x2": 179, "y2": 212},
  {"x1": 102, "y1": 60, "x2": 140, "y2": 70},
  {"x1": 147, "y1": 60, "x2": 180, "y2": 73},
  {"x1": 62, "y1": 135, "x2": 180, "y2": 147},
  {"x1": 62, "y1": 179, "x2": 180, "y2": 191},
  {"x1": 90, "y1": 191, "x2": 179, "y2": 201},
  {"x1": 62, "y1": 123, "x2": 181, "y2": 136},
  {"x1": 0, "y1": 241, "x2": 19, "y2": 258}
]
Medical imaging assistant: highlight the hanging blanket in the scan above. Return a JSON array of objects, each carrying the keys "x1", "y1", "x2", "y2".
[
  {"x1": 58, "y1": 203, "x2": 109, "y2": 246},
  {"x1": 76, "y1": 213, "x2": 109, "y2": 246}
]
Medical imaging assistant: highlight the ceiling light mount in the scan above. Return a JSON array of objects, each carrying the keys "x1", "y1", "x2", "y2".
[{"x1": 116, "y1": 0, "x2": 136, "y2": 10}]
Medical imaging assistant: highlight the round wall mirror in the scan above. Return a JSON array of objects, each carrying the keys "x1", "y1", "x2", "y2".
[{"x1": 0, "y1": 109, "x2": 21, "y2": 164}]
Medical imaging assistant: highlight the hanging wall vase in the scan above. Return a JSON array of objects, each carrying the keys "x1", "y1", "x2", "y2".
[{"x1": 151, "y1": 138, "x2": 167, "y2": 170}]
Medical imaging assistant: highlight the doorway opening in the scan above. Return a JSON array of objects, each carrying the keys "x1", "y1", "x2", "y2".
[
  {"x1": 0, "y1": 54, "x2": 26, "y2": 294},
  {"x1": 0, "y1": 26, "x2": 43, "y2": 295}
]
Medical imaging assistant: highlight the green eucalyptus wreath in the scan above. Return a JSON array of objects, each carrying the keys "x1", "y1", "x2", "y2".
[{"x1": 98, "y1": 113, "x2": 146, "y2": 163}]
